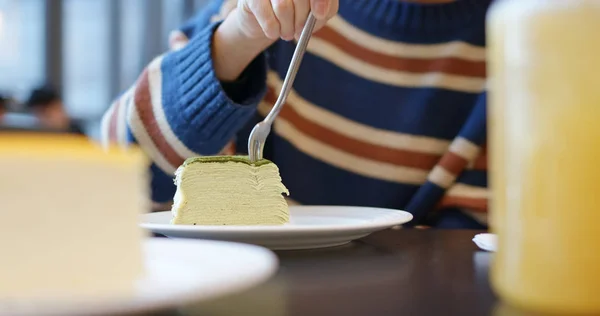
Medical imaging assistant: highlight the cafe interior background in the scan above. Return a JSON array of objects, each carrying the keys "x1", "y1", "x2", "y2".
[{"x1": 0, "y1": 0, "x2": 210, "y2": 137}]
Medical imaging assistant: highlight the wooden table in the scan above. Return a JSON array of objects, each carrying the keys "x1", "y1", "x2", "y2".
[{"x1": 149, "y1": 230, "x2": 499, "y2": 316}]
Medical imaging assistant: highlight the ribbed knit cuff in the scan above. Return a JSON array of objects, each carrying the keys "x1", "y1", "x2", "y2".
[
  {"x1": 221, "y1": 61, "x2": 262, "y2": 105},
  {"x1": 160, "y1": 22, "x2": 268, "y2": 155}
]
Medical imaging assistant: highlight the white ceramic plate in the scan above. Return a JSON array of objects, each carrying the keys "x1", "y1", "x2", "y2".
[
  {"x1": 1, "y1": 239, "x2": 277, "y2": 316},
  {"x1": 141, "y1": 206, "x2": 413, "y2": 250}
]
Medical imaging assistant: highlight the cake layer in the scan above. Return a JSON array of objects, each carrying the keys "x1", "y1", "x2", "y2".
[
  {"x1": 0, "y1": 134, "x2": 149, "y2": 300},
  {"x1": 171, "y1": 156, "x2": 289, "y2": 225}
]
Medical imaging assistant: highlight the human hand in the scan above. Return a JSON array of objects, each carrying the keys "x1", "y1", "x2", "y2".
[{"x1": 235, "y1": 0, "x2": 338, "y2": 41}]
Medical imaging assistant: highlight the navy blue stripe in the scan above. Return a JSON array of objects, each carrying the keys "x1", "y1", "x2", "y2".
[
  {"x1": 405, "y1": 181, "x2": 446, "y2": 223},
  {"x1": 126, "y1": 112, "x2": 176, "y2": 203},
  {"x1": 458, "y1": 93, "x2": 487, "y2": 145},
  {"x1": 427, "y1": 209, "x2": 487, "y2": 229},
  {"x1": 338, "y1": 0, "x2": 488, "y2": 45},
  {"x1": 270, "y1": 135, "x2": 420, "y2": 209},
  {"x1": 268, "y1": 45, "x2": 481, "y2": 140},
  {"x1": 150, "y1": 163, "x2": 176, "y2": 203},
  {"x1": 126, "y1": 127, "x2": 136, "y2": 144},
  {"x1": 456, "y1": 170, "x2": 487, "y2": 188}
]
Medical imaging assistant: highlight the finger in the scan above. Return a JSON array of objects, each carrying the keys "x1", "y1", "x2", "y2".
[
  {"x1": 293, "y1": 0, "x2": 310, "y2": 39},
  {"x1": 250, "y1": 0, "x2": 280, "y2": 40},
  {"x1": 326, "y1": 0, "x2": 339, "y2": 19},
  {"x1": 310, "y1": 0, "x2": 330, "y2": 20},
  {"x1": 271, "y1": 0, "x2": 295, "y2": 40}
]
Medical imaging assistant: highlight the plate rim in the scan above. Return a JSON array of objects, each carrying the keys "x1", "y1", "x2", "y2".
[{"x1": 140, "y1": 205, "x2": 413, "y2": 233}]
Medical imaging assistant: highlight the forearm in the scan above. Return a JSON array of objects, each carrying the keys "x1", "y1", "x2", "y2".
[
  {"x1": 102, "y1": 21, "x2": 268, "y2": 176},
  {"x1": 213, "y1": 8, "x2": 275, "y2": 81}
]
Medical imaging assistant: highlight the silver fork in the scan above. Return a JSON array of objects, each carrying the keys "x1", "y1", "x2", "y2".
[{"x1": 248, "y1": 13, "x2": 317, "y2": 163}]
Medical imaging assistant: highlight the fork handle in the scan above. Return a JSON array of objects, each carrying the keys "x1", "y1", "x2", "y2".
[{"x1": 264, "y1": 13, "x2": 317, "y2": 124}]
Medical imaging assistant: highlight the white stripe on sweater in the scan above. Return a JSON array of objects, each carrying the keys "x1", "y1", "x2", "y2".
[
  {"x1": 147, "y1": 56, "x2": 199, "y2": 160},
  {"x1": 428, "y1": 166, "x2": 456, "y2": 189},
  {"x1": 329, "y1": 16, "x2": 487, "y2": 61},
  {"x1": 168, "y1": 30, "x2": 189, "y2": 51},
  {"x1": 449, "y1": 137, "x2": 481, "y2": 160},
  {"x1": 127, "y1": 86, "x2": 177, "y2": 175},
  {"x1": 307, "y1": 38, "x2": 486, "y2": 93},
  {"x1": 447, "y1": 183, "x2": 488, "y2": 199},
  {"x1": 272, "y1": 113, "x2": 429, "y2": 185},
  {"x1": 116, "y1": 90, "x2": 131, "y2": 148}
]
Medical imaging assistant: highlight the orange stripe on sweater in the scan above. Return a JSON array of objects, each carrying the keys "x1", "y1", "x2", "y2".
[
  {"x1": 437, "y1": 151, "x2": 469, "y2": 175},
  {"x1": 134, "y1": 70, "x2": 185, "y2": 168},
  {"x1": 438, "y1": 196, "x2": 488, "y2": 213},
  {"x1": 313, "y1": 26, "x2": 486, "y2": 78},
  {"x1": 265, "y1": 89, "x2": 444, "y2": 170},
  {"x1": 472, "y1": 146, "x2": 487, "y2": 170}
]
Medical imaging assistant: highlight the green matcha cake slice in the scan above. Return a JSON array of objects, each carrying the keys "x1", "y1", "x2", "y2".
[{"x1": 171, "y1": 156, "x2": 290, "y2": 225}]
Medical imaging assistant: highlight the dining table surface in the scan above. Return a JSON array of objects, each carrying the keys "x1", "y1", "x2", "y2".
[{"x1": 140, "y1": 229, "x2": 515, "y2": 316}]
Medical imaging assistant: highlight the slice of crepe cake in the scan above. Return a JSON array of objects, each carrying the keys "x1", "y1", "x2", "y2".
[{"x1": 171, "y1": 156, "x2": 290, "y2": 225}]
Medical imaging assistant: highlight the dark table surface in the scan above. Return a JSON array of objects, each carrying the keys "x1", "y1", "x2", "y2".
[{"x1": 147, "y1": 229, "x2": 506, "y2": 316}]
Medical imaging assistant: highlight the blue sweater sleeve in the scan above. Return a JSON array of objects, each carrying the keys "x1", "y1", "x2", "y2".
[
  {"x1": 100, "y1": 0, "x2": 268, "y2": 203},
  {"x1": 160, "y1": 23, "x2": 267, "y2": 154}
]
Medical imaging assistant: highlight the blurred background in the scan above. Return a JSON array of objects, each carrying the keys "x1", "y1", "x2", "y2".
[{"x1": 0, "y1": 0, "x2": 210, "y2": 139}]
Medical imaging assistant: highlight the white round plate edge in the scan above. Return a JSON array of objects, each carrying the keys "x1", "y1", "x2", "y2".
[
  {"x1": 129, "y1": 239, "x2": 279, "y2": 315},
  {"x1": 136, "y1": 239, "x2": 278, "y2": 311},
  {"x1": 0, "y1": 239, "x2": 278, "y2": 316},
  {"x1": 140, "y1": 205, "x2": 413, "y2": 234}
]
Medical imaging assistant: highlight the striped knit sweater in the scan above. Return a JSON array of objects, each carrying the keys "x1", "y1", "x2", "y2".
[{"x1": 101, "y1": 0, "x2": 490, "y2": 228}]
